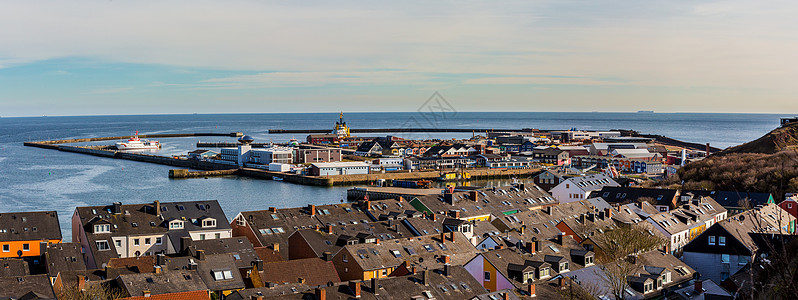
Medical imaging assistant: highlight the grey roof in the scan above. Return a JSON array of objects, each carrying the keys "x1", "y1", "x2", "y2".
[
  {"x1": 187, "y1": 237, "x2": 259, "y2": 269},
  {"x1": 0, "y1": 274, "x2": 56, "y2": 299},
  {"x1": 0, "y1": 259, "x2": 29, "y2": 278},
  {"x1": 45, "y1": 243, "x2": 86, "y2": 276},
  {"x1": 116, "y1": 269, "x2": 208, "y2": 296},
  {"x1": 0, "y1": 211, "x2": 61, "y2": 242},
  {"x1": 164, "y1": 253, "x2": 245, "y2": 292}
]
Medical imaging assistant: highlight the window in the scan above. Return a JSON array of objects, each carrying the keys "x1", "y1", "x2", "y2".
[
  {"x1": 342, "y1": 254, "x2": 348, "y2": 262},
  {"x1": 721, "y1": 272, "x2": 730, "y2": 281},
  {"x1": 215, "y1": 233, "x2": 221, "y2": 239},
  {"x1": 94, "y1": 224, "x2": 110, "y2": 233},
  {"x1": 382, "y1": 269, "x2": 388, "y2": 276},
  {"x1": 721, "y1": 254, "x2": 730, "y2": 263},
  {"x1": 718, "y1": 236, "x2": 726, "y2": 246},
  {"x1": 96, "y1": 241, "x2": 110, "y2": 251},
  {"x1": 708, "y1": 236, "x2": 716, "y2": 245},
  {"x1": 169, "y1": 221, "x2": 184, "y2": 230},
  {"x1": 739, "y1": 255, "x2": 749, "y2": 265},
  {"x1": 22, "y1": 244, "x2": 29, "y2": 251},
  {"x1": 199, "y1": 234, "x2": 206, "y2": 240},
  {"x1": 155, "y1": 237, "x2": 162, "y2": 245},
  {"x1": 213, "y1": 270, "x2": 234, "y2": 280},
  {"x1": 2, "y1": 245, "x2": 8, "y2": 252},
  {"x1": 391, "y1": 250, "x2": 402, "y2": 258},
  {"x1": 202, "y1": 219, "x2": 216, "y2": 228},
  {"x1": 540, "y1": 267, "x2": 550, "y2": 277},
  {"x1": 133, "y1": 239, "x2": 140, "y2": 246},
  {"x1": 484, "y1": 271, "x2": 491, "y2": 281},
  {"x1": 145, "y1": 238, "x2": 151, "y2": 245},
  {"x1": 115, "y1": 240, "x2": 121, "y2": 247}
]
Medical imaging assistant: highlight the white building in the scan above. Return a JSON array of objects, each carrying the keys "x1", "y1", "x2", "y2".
[
  {"x1": 550, "y1": 174, "x2": 619, "y2": 203},
  {"x1": 251, "y1": 147, "x2": 293, "y2": 164},
  {"x1": 310, "y1": 162, "x2": 370, "y2": 176}
]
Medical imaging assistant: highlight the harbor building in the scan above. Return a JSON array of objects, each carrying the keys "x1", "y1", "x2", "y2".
[
  {"x1": 220, "y1": 145, "x2": 293, "y2": 166},
  {"x1": 309, "y1": 162, "x2": 369, "y2": 176},
  {"x1": 72, "y1": 200, "x2": 232, "y2": 269},
  {"x1": 294, "y1": 147, "x2": 342, "y2": 164}
]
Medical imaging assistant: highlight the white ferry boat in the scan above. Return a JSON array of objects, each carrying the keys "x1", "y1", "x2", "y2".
[{"x1": 115, "y1": 131, "x2": 161, "y2": 150}]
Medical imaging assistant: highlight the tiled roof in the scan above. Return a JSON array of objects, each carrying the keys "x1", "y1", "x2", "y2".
[
  {"x1": 45, "y1": 243, "x2": 85, "y2": 276},
  {"x1": 121, "y1": 290, "x2": 211, "y2": 300},
  {"x1": 260, "y1": 258, "x2": 341, "y2": 287}
]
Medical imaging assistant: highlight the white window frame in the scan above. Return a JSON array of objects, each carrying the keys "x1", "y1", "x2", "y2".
[
  {"x1": 718, "y1": 236, "x2": 726, "y2": 246},
  {"x1": 155, "y1": 237, "x2": 163, "y2": 245},
  {"x1": 2, "y1": 244, "x2": 8, "y2": 252},
  {"x1": 96, "y1": 241, "x2": 110, "y2": 251},
  {"x1": 708, "y1": 236, "x2": 716, "y2": 245}
]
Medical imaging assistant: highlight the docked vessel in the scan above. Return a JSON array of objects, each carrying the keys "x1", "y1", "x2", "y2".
[{"x1": 115, "y1": 131, "x2": 161, "y2": 150}]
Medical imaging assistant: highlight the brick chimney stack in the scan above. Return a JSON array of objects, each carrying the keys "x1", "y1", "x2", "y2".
[
  {"x1": 695, "y1": 280, "x2": 703, "y2": 293},
  {"x1": 315, "y1": 288, "x2": 326, "y2": 300},
  {"x1": 440, "y1": 232, "x2": 446, "y2": 244},
  {"x1": 309, "y1": 205, "x2": 316, "y2": 216},
  {"x1": 349, "y1": 281, "x2": 361, "y2": 297},
  {"x1": 269, "y1": 207, "x2": 277, "y2": 213}
]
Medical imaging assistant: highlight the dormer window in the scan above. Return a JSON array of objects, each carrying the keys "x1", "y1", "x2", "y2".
[
  {"x1": 169, "y1": 220, "x2": 184, "y2": 230},
  {"x1": 94, "y1": 224, "x2": 110, "y2": 233},
  {"x1": 202, "y1": 218, "x2": 216, "y2": 228}
]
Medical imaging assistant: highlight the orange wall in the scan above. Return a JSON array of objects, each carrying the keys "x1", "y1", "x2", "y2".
[
  {"x1": 483, "y1": 257, "x2": 498, "y2": 292},
  {"x1": 0, "y1": 239, "x2": 61, "y2": 258}
]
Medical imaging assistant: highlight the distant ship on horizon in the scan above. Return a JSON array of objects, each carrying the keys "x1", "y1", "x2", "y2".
[{"x1": 637, "y1": 110, "x2": 654, "y2": 113}]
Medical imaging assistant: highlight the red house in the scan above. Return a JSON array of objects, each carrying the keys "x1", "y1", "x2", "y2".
[{"x1": 778, "y1": 196, "x2": 798, "y2": 219}]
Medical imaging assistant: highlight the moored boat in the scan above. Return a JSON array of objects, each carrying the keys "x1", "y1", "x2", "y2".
[{"x1": 115, "y1": 131, "x2": 161, "y2": 150}]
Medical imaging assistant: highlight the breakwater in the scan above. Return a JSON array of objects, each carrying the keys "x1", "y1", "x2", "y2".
[
  {"x1": 269, "y1": 128, "x2": 521, "y2": 134},
  {"x1": 27, "y1": 132, "x2": 242, "y2": 145}
]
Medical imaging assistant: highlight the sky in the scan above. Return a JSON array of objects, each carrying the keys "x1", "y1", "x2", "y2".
[{"x1": 1, "y1": 0, "x2": 797, "y2": 117}]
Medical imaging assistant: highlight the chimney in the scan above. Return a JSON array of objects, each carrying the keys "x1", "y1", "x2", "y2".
[
  {"x1": 411, "y1": 266, "x2": 417, "y2": 275},
  {"x1": 579, "y1": 214, "x2": 586, "y2": 223},
  {"x1": 323, "y1": 252, "x2": 333, "y2": 261},
  {"x1": 154, "y1": 200, "x2": 161, "y2": 217},
  {"x1": 470, "y1": 191, "x2": 479, "y2": 202},
  {"x1": 269, "y1": 207, "x2": 277, "y2": 213},
  {"x1": 695, "y1": 280, "x2": 703, "y2": 293},
  {"x1": 113, "y1": 202, "x2": 122, "y2": 214},
  {"x1": 156, "y1": 253, "x2": 165, "y2": 266},
  {"x1": 299, "y1": 278, "x2": 306, "y2": 284},
  {"x1": 196, "y1": 249, "x2": 206, "y2": 261},
  {"x1": 309, "y1": 205, "x2": 316, "y2": 216},
  {"x1": 349, "y1": 281, "x2": 361, "y2": 298},
  {"x1": 604, "y1": 208, "x2": 612, "y2": 219},
  {"x1": 526, "y1": 241, "x2": 536, "y2": 254},
  {"x1": 154, "y1": 265, "x2": 162, "y2": 274},
  {"x1": 528, "y1": 283, "x2": 536, "y2": 297},
  {"x1": 557, "y1": 232, "x2": 565, "y2": 245},
  {"x1": 363, "y1": 200, "x2": 371, "y2": 211},
  {"x1": 180, "y1": 237, "x2": 191, "y2": 253},
  {"x1": 423, "y1": 270, "x2": 430, "y2": 286},
  {"x1": 315, "y1": 288, "x2": 326, "y2": 300},
  {"x1": 76, "y1": 275, "x2": 86, "y2": 291},
  {"x1": 520, "y1": 183, "x2": 525, "y2": 191},
  {"x1": 272, "y1": 243, "x2": 280, "y2": 253},
  {"x1": 448, "y1": 186, "x2": 455, "y2": 193},
  {"x1": 440, "y1": 232, "x2": 446, "y2": 244},
  {"x1": 142, "y1": 291, "x2": 151, "y2": 297},
  {"x1": 375, "y1": 238, "x2": 380, "y2": 245},
  {"x1": 598, "y1": 211, "x2": 605, "y2": 220},
  {"x1": 449, "y1": 231, "x2": 455, "y2": 243},
  {"x1": 534, "y1": 238, "x2": 541, "y2": 252},
  {"x1": 326, "y1": 224, "x2": 333, "y2": 234},
  {"x1": 370, "y1": 278, "x2": 379, "y2": 295},
  {"x1": 443, "y1": 255, "x2": 451, "y2": 264},
  {"x1": 253, "y1": 259, "x2": 264, "y2": 271},
  {"x1": 450, "y1": 210, "x2": 461, "y2": 218},
  {"x1": 503, "y1": 292, "x2": 509, "y2": 300},
  {"x1": 587, "y1": 212, "x2": 595, "y2": 222},
  {"x1": 520, "y1": 225, "x2": 525, "y2": 235},
  {"x1": 251, "y1": 296, "x2": 264, "y2": 300},
  {"x1": 443, "y1": 264, "x2": 451, "y2": 277},
  {"x1": 444, "y1": 193, "x2": 454, "y2": 205},
  {"x1": 706, "y1": 143, "x2": 711, "y2": 155},
  {"x1": 188, "y1": 261, "x2": 198, "y2": 270},
  {"x1": 543, "y1": 206, "x2": 552, "y2": 215}
]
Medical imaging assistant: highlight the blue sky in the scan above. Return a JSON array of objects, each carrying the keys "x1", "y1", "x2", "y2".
[{"x1": 1, "y1": 1, "x2": 797, "y2": 117}]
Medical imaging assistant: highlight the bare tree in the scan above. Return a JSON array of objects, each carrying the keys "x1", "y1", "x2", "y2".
[
  {"x1": 56, "y1": 282, "x2": 126, "y2": 300},
  {"x1": 590, "y1": 225, "x2": 666, "y2": 300}
]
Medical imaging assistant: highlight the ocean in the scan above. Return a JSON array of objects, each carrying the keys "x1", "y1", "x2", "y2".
[{"x1": 0, "y1": 112, "x2": 786, "y2": 241}]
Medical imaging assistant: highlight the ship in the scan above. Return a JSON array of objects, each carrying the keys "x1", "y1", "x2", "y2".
[
  {"x1": 332, "y1": 112, "x2": 351, "y2": 138},
  {"x1": 115, "y1": 131, "x2": 161, "y2": 150}
]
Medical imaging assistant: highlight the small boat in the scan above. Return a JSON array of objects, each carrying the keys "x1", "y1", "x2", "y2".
[{"x1": 116, "y1": 131, "x2": 161, "y2": 150}]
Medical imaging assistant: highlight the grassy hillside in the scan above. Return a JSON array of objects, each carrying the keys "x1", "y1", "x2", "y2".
[
  {"x1": 717, "y1": 122, "x2": 798, "y2": 155},
  {"x1": 653, "y1": 123, "x2": 798, "y2": 200}
]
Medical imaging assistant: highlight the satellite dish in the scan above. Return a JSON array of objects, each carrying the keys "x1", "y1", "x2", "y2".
[
  {"x1": 238, "y1": 135, "x2": 255, "y2": 144},
  {"x1": 739, "y1": 215, "x2": 745, "y2": 221}
]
